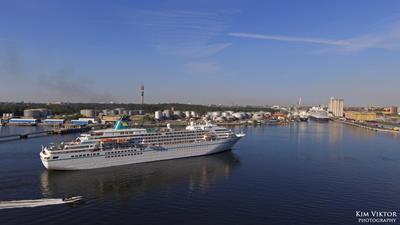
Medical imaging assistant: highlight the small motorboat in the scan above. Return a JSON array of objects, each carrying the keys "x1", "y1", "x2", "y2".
[{"x1": 62, "y1": 196, "x2": 83, "y2": 204}]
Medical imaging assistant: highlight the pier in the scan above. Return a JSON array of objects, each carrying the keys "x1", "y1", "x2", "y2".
[
  {"x1": 0, "y1": 126, "x2": 94, "y2": 142},
  {"x1": 336, "y1": 120, "x2": 399, "y2": 134}
]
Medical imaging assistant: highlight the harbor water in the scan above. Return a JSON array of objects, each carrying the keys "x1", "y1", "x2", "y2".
[{"x1": 0, "y1": 122, "x2": 399, "y2": 225}]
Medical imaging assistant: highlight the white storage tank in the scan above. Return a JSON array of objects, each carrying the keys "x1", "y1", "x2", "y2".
[
  {"x1": 185, "y1": 111, "x2": 191, "y2": 118},
  {"x1": 232, "y1": 112, "x2": 244, "y2": 120},
  {"x1": 212, "y1": 111, "x2": 221, "y2": 117},
  {"x1": 163, "y1": 110, "x2": 171, "y2": 119},
  {"x1": 190, "y1": 111, "x2": 197, "y2": 118},
  {"x1": 155, "y1": 111, "x2": 162, "y2": 120},
  {"x1": 252, "y1": 112, "x2": 264, "y2": 120}
]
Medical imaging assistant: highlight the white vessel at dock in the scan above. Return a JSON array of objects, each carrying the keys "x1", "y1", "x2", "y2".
[
  {"x1": 40, "y1": 120, "x2": 245, "y2": 170},
  {"x1": 298, "y1": 110, "x2": 309, "y2": 122},
  {"x1": 308, "y1": 106, "x2": 329, "y2": 122}
]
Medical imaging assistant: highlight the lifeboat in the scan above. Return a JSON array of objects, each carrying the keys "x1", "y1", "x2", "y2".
[
  {"x1": 116, "y1": 138, "x2": 129, "y2": 143},
  {"x1": 100, "y1": 138, "x2": 113, "y2": 143}
]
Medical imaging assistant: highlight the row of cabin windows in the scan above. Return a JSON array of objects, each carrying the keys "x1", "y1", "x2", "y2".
[
  {"x1": 91, "y1": 131, "x2": 208, "y2": 140},
  {"x1": 65, "y1": 145, "x2": 92, "y2": 150},
  {"x1": 105, "y1": 152, "x2": 143, "y2": 158},
  {"x1": 105, "y1": 149, "x2": 140, "y2": 154},
  {"x1": 71, "y1": 152, "x2": 100, "y2": 158},
  {"x1": 144, "y1": 136, "x2": 227, "y2": 143}
]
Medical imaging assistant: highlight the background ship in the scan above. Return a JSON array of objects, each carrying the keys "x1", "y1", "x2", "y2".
[
  {"x1": 308, "y1": 106, "x2": 329, "y2": 122},
  {"x1": 298, "y1": 110, "x2": 309, "y2": 122}
]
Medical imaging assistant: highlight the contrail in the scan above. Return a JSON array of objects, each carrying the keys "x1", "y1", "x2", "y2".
[{"x1": 228, "y1": 32, "x2": 351, "y2": 46}]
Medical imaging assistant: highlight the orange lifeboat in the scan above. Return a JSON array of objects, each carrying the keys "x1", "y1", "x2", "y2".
[
  {"x1": 100, "y1": 138, "x2": 113, "y2": 143},
  {"x1": 116, "y1": 138, "x2": 128, "y2": 143}
]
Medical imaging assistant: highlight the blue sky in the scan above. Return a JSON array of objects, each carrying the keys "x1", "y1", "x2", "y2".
[{"x1": 1, "y1": 0, "x2": 400, "y2": 106}]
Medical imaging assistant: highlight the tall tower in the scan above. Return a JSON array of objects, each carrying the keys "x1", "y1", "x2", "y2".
[{"x1": 140, "y1": 84, "x2": 144, "y2": 105}]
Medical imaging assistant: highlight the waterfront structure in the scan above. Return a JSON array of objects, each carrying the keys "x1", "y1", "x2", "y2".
[
  {"x1": 24, "y1": 108, "x2": 51, "y2": 119},
  {"x1": 9, "y1": 118, "x2": 38, "y2": 125},
  {"x1": 40, "y1": 121, "x2": 245, "y2": 170},
  {"x1": 100, "y1": 115, "x2": 122, "y2": 124},
  {"x1": 71, "y1": 120, "x2": 90, "y2": 126},
  {"x1": 345, "y1": 111, "x2": 377, "y2": 122},
  {"x1": 328, "y1": 97, "x2": 344, "y2": 117},
  {"x1": 43, "y1": 119, "x2": 65, "y2": 125},
  {"x1": 80, "y1": 109, "x2": 96, "y2": 117}
]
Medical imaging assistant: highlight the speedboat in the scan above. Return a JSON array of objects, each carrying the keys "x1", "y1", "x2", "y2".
[{"x1": 62, "y1": 196, "x2": 83, "y2": 203}]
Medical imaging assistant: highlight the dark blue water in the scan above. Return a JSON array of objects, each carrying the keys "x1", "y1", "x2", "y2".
[{"x1": 0, "y1": 122, "x2": 399, "y2": 225}]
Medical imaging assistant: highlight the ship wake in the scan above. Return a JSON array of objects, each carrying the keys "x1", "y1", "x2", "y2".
[{"x1": 0, "y1": 198, "x2": 67, "y2": 209}]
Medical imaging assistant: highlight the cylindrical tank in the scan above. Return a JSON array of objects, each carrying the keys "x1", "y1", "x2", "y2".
[
  {"x1": 155, "y1": 111, "x2": 162, "y2": 120},
  {"x1": 252, "y1": 112, "x2": 264, "y2": 120},
  {"x1": 163, "y1": 110, "x2": 171, "y2": 119},
  {"x1": 212, "y1": 112, "x2": 221, "y2": 117},
  {"x1": 185, "y1": 111, "x2": 191, "y2": 118},
  {"x1": 232, "y1": 112, "x2": 244, "y2": 120}
]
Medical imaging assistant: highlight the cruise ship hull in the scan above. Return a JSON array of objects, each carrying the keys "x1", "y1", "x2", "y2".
[
  {"x1": 299, "y1": 117, "x2": 308, "y2": 122},
  {"x1": 41, "y1": 137, "x2": 241, "y2": 170},
  {"x1": 309, "y1": 116, "x2": 329, "y2": 122}
]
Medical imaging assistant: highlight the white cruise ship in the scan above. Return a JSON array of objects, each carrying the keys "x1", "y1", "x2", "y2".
[
  {"x1": 40, "y1": 120, "x2": 245, "y2": 170},
  {"x1": 308, "y1": 106, "x2": 329, "y2": 122}
]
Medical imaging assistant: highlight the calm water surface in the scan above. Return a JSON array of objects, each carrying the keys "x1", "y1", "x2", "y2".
[{"x1": 0, "y1": 122, "x2": 399, "y2": 225}]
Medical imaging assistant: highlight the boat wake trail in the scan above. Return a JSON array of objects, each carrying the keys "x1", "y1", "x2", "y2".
[{"x1": 0, "y1": 198, "x2": 69, "y2": 209}]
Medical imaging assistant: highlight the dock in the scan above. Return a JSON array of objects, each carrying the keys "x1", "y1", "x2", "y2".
[
  {"x1": 336, "y1": 120, "x2": 399, "y2": 134},
  {"x1": 0, "y1": 126, "x2": 95, "y2": 142}
]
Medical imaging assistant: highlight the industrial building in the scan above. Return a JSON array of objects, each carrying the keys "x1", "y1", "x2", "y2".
[
  {"x1": 80, "y1": 109, "x2": 96, "y2": 117},
  {"x1": 101, "y1": 115, "x2": 121, "y2": 124},
  {"x1": 345, "y1": 111, "x2": 377, "y2": 122},
  {"x1": 71, "y1": 120, "x2": 90, "y2": 126},
  {"x1": 42, "y1": 119, "x2": 65, "y2": 125},
  {"x1": 9, "y1": 118, "x2": 38, "y2": 125},
  {"x1": 328, "y1": 97, "x2": 344, "y2": 117},
  {"x1": 23, "y1": 108, "x2": 51, "y2": 119},
  {"x1": 389, "y1": 106, "x2": 398, "y2": 115}
]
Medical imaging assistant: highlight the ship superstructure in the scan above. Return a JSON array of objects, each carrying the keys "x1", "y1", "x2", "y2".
[
  {"x1": 308, "y1": 106, "x2": 329, "y2": 122},
  {"x1": 40, "y1": 121, "x2": 244, "y2": 170}
]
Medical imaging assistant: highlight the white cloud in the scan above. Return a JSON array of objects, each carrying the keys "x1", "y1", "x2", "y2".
[
  {"x1": 228, "y1": 22, "x2": 400, "y2": 53},
  {"x1": 228, "y1": 32, "x2": 350, "y2": 46}
]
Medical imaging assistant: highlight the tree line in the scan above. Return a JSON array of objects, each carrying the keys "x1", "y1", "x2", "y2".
[{"x1": 0, "y1": 102, "x2": 275, "y2": 116}]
